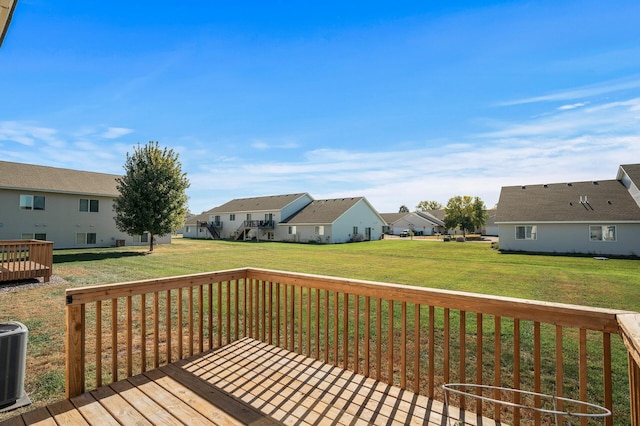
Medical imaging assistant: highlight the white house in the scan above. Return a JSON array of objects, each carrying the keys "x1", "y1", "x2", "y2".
[
  {"x1": 495, "y1": 163, "x2": 640, "y2": 256},
  {"x1": 281, "y1": 197, "x2": 385, "y2": 243},
  {"x1": 380, "y1": 211, "x2": 444, "y2": 236},
  {"x1": 186, "y1": 194, "x2": 385, "y2": 243},
  {"x1": 0, "y1": 161, "x2": 171, "y2": 249}
]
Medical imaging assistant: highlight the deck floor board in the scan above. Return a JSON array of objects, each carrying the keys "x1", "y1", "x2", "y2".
[{"x1": 4, "y1": 338, "x2": 491, "y2": 425}]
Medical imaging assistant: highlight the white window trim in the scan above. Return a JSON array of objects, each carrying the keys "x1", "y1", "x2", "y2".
[
  {"x1": 589, "y1": 225, "x2": 617, "y2": 242},
  {"x1": 515, "y1": 225, "x2": 537, "y2": 240}
]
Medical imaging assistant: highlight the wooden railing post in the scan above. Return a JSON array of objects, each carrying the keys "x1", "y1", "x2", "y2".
[
  {"x1": 65, "y1": 301, "x2": 85, "y2": 398},
  {"x1": 618, "y1": 313, "x2": 640, "y2": 426}
]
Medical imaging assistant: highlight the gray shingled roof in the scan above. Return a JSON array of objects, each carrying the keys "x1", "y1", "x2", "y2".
[
  {"x1": 207, "y1": 193, "x2": 310, "y2": 213},
  {"x1": 380, "y1": 213, "x2": 408, "y2": 224},
  {"x1": 284, "y1": 197, "x2": 363, "y2": 224},
  {"x1": 0, "y1": 160, "x2": 120, "y2": 196},
  {"x1": 495, "y1": 179, "x2": 640, "y2": 222},
  {"x1": 620, "y1": 163, "x2": 640, "y2": 186}
]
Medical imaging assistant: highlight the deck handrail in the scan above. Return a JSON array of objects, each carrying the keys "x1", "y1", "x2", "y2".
[{"x1": 65, "y1": 267, "x2": 640, "y2": 425}]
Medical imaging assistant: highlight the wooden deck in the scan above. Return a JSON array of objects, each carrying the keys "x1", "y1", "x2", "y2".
[{"x1": 3, "y1": 338, "x2": 493, "y2": 425}]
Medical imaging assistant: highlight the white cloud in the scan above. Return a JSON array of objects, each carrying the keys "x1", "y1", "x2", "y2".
[
  {"x1": 0, "y1": 121, "x2": 59, "y2": 146},
  {"x1": 250, "y1": 139, "x2": 300, "y2": 150},
  {"x1": 497, "y1": 78, "x2": 640, "y2": 106},
  {"x1": 102, "y1": 127, "x2": 134, "y2": 139},
  {"x1": 557, "y1": 102, "x2": 587, "y2": 111}
]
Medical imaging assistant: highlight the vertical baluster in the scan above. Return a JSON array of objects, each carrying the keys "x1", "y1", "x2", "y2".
[
  {"x1": 459, "y1": 310, "x2": 466, "y2": 410},
  {"x1": 494, "y1": 316, "x2": 501, "y2": 422},
  {"x1": 534, "y1": 321, "x2": 541, "y2": 426},
  {"x1": 428, "y1": 306, "x2": 435, "y2": 399},
  {"x1": 354, "y1": 295, "x2": 359, "y2": 374},
  {"x1": 377, "y1": 298, "x2": 382, "y2": 381},
  {"x1": 177, "y1": 288, "x2": 183, "y2": 359},
  {"x1": 165, "y1": 290, "x2": 173, "y2": 364},
  {"x1": 140, "y1": 294, "x2": 146, "y2": 373},
  {"x1": 217, "y1": 282, "x2": 223, "y2": 347},
  {"x1": 262, "y1": 280, "x2": 267, "y2": 343},
  {"x1": 283, "y1": 284, "x2": 288, "y2": 350},
  {"x1": 111, "y1": 298, "x2": 118, "y2": 382},
  {"x1": 199, "y1": 284, "x2": 204, "y2": 353},
  {"x1": 334, "y1": 290, "x2": 339, "y2": 366},
  {"x1": 324, "y1": 290, "x2": 329, "y2": 363},
  {"x1": 603, "y1": 332, "x2": 613, "y2": 426},
  {"x1": 513, "y1": 319, "x2": 521, "y2": 426},
  {"x1": 166, "y1": 290, "x2": 172, "y2": 363},
  {"x1": 188, "y1": 286, "x2": 194, "y2": 356},
  {"x1": 276, "y1": 282, "x2": 281, "y2": 347},
  {"x1": 244, "y1": 280, "x2": 249, "y2": 338},
  {"x1": 444, "y1": 308, "x2": 450, "y2": 386},
  {"x1": 343, "y1": 293, "x2": 349, "y2": 370},
  {"x1": 207, "y1": 284, "x2": 213, "y2": 350},
  {"x1": 126, "y1": 296, "x2": 132, "y2": 377},
  {"x1": 268, "y1": 281, "x2": 273, "y2": 346},
  {"x1": 298, "y1": 285, "x2": 303, "y2": 355},
  {"x1": 235, "y1": 280, "x2": 240, "y2": 341},
  {"x1": 227, "y1": 281, "x2": 231, "y2": 345},
  {"x1": 315, "y1": 288, "x2": 320, "y2": 360},
  {"x1": 414, "y1": 304, "x2": 420, "y2": 393},
  {"x1": 475, "y1": 313, "x2": 483, "y2": 413},
  {"x1": 96, "y1": 301, "x2": 102, "y2": 388},
  {"x1": 290, "y1": 285, "x2": 295, "y2": 351},
  {"x1": 401, "y1": 301, "x2": 406, "y2": 389},
  {"x1": 388, "y1": 300, "x2": 394, "y2": 386},
  {"x1": 307, "y1": 288, "x2": 312, "y2": 358},
  {"x1": 556, "y1": 325, "x2": 564, "y2": 419},
  {"x1": 248, "y1": 280, "x2": 253, "y2": 339},
  {"x1": 365, "y1": 296, "x2": 370, "y2": 378},
  {"x1": 154, "y1": 292, "x2": 159, "y2": 367},
  {"x1": 579, "y1": 328, "x2": 588, "y2": 425}
]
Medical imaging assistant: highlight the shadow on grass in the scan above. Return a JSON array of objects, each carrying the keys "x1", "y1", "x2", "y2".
[{"x1": 53, "y1": 251, "x2": 146, "y2": 264}]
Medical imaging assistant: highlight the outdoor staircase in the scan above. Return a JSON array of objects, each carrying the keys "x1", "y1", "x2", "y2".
[{"x1": 198, "y1": 221, "x2": 221, "y2": 239}]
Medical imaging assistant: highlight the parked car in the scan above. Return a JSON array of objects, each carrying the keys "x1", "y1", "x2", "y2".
[{"x1": 400, "y1": 229, "x2": 411, "y2": 237}]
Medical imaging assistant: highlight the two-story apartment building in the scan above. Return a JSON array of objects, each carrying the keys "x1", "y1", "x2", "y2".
[
  {"x1": 185, "y1": 193, "x2": 385, "y2": 243},
  {"x1": 0, "y1": 161, "x2": 171, "y2": 249}
]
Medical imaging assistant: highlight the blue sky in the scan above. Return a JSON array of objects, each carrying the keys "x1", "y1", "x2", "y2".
[{"x1": 1, "y1": 1, "x2": 639, "y2": 214}]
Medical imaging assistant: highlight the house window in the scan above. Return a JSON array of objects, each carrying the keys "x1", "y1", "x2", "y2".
[
  {"x1": 134, "y1": 233, "x2": 150, "y2": 243},
  {"x1": 315, "y1": 226, "x2": 324, "y2": 235},
  {"x1": 353, "y1": 226, "x2": 358, "y2": 235},
  {"x1": 590, "y1": 225, "x2": 616, "y2": 242},
  {"x1": 230, "y1": 214, "x2": 236, "y2": 221},
  {"x1": 79, "y1": 199, "x2": 100, "y2": 212},
  {"x1": 515, "y1": 225, "x2": 537, "y2": 240},
  {"x1": 288, "y1": 226, "x2": 296, "y2": 235},
  {"x1": 76, "y1": 233, "x2": 97, "y2": 245},
  {"x1": 267, "y1": 232, "x2": 274, "y2": 240},
  {"x1": 246, "y1": 213, "x2": 252, "y2": 221},
  {"x1": 20, "y1": 195, "x2": 45, "y2": 210},
  {"x1": 186, "y1": 226, "x2": 191, "y2": 233},
  {"x1": 23, "y1": 233, "x2": 47, "y2": 240}
]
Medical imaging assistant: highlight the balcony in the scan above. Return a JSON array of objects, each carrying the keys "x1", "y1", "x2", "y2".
[{"x1": 6, "y1": 268, "x2": 639, "y2": 424}]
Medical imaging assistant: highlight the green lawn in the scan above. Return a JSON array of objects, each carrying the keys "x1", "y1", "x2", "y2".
[{"x1": 1, "y1": 237, "x2": 638, "y2": 420}]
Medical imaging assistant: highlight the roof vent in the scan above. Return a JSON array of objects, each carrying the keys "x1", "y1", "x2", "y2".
[
  {"x1": 593, "y1": 181, "x2": 599, "y2": 185},
  {"x1": 567, "y1": 183, "x2": 573, "y2": 187},
  {"x1": 569, "y1": 202, "x2": 573, "y2": 206},
  {"x1": 521, "y1": 186, "x2": 526, "y2": 189},
  {"x1": 608, "y1": 200, "x2": 612, "y2": 205},
  {"x1": 543, "y1": 184, "x2": 548, "y2": 188}
]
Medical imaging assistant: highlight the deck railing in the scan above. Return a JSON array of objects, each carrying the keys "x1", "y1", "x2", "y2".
[
  {"x1": 65, "y1": 267, "x2": 640, "y2": 425},
  {"x1": 0, "y1": 239, "x2": 53, "y2": 283}
]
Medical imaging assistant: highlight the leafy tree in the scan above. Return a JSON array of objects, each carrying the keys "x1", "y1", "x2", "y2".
[
  {"x1": 416, "y1": 200, "x2": 443, "y2": 211},
  {"x1": 443, "y1": 195, "x2": 487, "y2": 238},
  {"x1": 398, "y1": 205, "x2": 409, "y2": 213},
  {"x1": 114, "y1": 142, "x2": 190, "y2": 252}
]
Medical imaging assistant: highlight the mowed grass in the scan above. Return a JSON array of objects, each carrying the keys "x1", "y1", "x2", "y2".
[{"x1": 0, "y1": 237, "x2": 638, "y2": 420}]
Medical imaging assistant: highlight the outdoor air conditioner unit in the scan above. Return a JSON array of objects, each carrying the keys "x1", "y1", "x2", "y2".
[{"x1": 0, "y1": 321, "x2": 30, "y2": 412}]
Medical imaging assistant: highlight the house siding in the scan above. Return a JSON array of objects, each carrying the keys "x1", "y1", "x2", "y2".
[
  {"x1": 0, "y1": 188, "x2": 170, "y2": 248},
  {"x1": 331, "y1": 199, "x2": 384, "y2": 243},
  {"x1": 498, "y1": 222, "x2": 640, "y2": 256}
]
